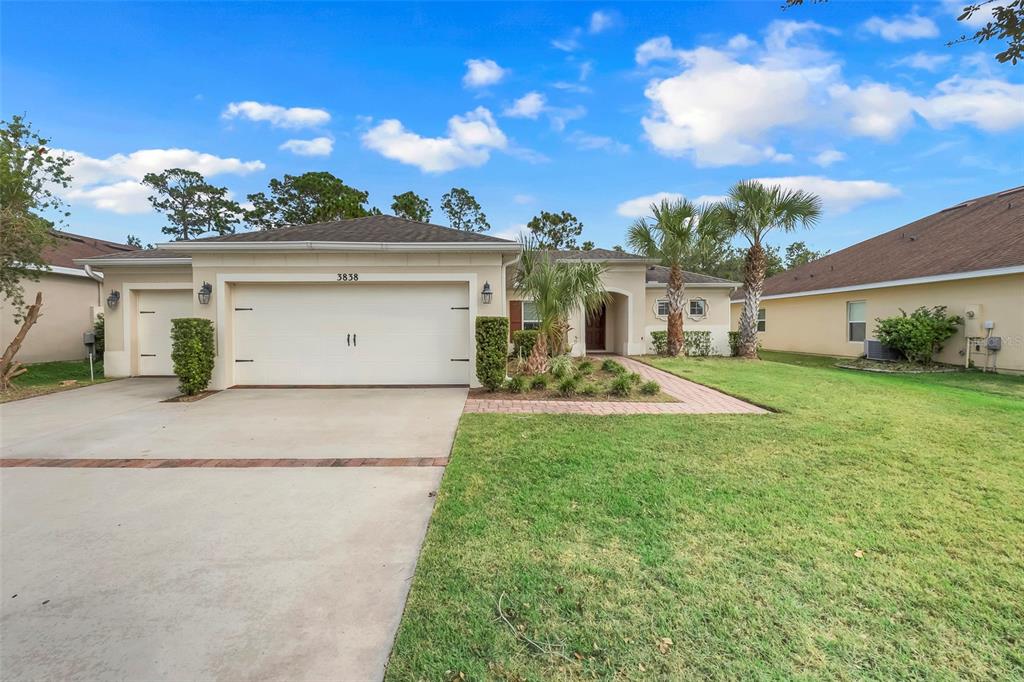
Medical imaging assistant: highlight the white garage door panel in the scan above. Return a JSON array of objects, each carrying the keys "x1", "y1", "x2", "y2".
[
  {"x1": 232, "y1": 282, "x2": 470, "y2": 385},
  {"x1": 137, "y1": 290, "x2": 193, "y2": 376}
]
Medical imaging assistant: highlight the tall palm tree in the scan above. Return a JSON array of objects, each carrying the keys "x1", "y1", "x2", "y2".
[
  {"x1": 514, "y1": 237, "x2": 608, "y2": 374},
  {"x1": 722, "y1": 180, "x2": 823, "y2": 359},
  {"x1": 627, "y1": 198, "x2": 728, "y2": 356}
]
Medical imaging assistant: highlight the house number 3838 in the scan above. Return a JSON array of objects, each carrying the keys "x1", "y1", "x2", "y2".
[{"x1": 337, "y1": 273, "x2": 359, "y2": 282}]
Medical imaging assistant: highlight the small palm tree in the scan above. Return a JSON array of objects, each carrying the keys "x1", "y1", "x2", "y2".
[
  {"x1": 514, "y1": 237, "x2": 608, "y2": 374},
  {"x1": 722, "y1": 180, "x2": 822, "y2": 359},
  {"x1": 627, "y1": 198, "x2": 728, "y2": 356}
]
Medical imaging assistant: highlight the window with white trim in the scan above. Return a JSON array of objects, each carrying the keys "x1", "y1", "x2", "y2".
[
  {"x1": 522, "y1": 301, "x2": 541, "y2": 330},
  {"x1": 656, "y1": 299, "x2": 669, "y2": 316},
  {"x1": 847, "y1": 300, "x2": 866, "y2": 342},
  {"x1": 757, "y1": 308, "x2": 766, "y2": 332},
  {"x1": 689, "y1": 298, "x2": 706, "y2": 317}
]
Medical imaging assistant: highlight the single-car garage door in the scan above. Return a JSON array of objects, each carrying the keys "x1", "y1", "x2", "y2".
[
  {"x1": 232, "y1": 282, "x2": 471, "y2": 386},
  {"x1": 137, "y1": 289, "x2": 193, "y2": 376}
]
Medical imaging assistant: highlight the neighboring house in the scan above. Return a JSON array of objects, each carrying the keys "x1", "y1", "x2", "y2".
[
  {"x1": 76, "y1": 218, "x2": 739, "y2": 389},
  {"x1": 1, "y1": 232, "x2": 136, "y2": 363},
  {"x1": 730, "y1": 186, "x2": 1024, "y2": 373},
  {"x1": 506, "y1": 248, "x2": 739, "y2": 357}
]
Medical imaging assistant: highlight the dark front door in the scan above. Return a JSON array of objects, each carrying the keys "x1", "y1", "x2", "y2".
[{"x1": 586, "y1": 304, "x2": 606, "y2": 350}]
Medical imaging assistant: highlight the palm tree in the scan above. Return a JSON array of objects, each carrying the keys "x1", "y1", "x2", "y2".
[
  {"x1": 722, "y1": 180, "x2": 823, "y2": 359},
  {"x1": 626, "y1": 198, "x2": 728, "y2": 356},
  {"x1": 514, "y1": 237, "x2": 608, "y2": 374}
]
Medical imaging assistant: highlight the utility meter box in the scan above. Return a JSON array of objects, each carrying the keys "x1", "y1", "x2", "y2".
[
  {"x1": 963, "y1": 304, "x2": 983, "y2": 337},
  {"x1": 83, "y1": 331, "x2": 96, "y2": 347},
  {"x1": 987, "y1": 336, "x2": 1002, "y2": 351}
]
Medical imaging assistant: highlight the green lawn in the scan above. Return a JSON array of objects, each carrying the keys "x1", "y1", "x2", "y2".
[
  {"x1": 1, "y1": 358, "x2": 109, "y2": 402},
  {"x1": 386, "y1": 355, "x2": 1024, "y2": 680}
]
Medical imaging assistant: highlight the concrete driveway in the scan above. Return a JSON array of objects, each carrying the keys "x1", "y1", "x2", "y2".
[{"x1": 0, "y1": 379, "x2": 467, "y2": 681}]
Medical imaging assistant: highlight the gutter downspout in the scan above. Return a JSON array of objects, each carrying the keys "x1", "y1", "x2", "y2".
[
  {"x1": 502, "y1": 250, "x2": 523, "y2": 314},
  {"x1": 83, "y1": 264, "x2": 104, "y2": 307}
]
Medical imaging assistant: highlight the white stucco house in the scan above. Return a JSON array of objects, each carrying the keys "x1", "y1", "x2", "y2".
[{"x1": 77, "y1": 216, "x2": 738, "y2": 388}]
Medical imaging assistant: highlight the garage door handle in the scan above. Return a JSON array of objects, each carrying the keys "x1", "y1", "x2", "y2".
[
  {"x1": 450, "y1": 358, "x2": 469, "y2": 362},
  {"x1": 353, "y1": 334, "x2": 357, "y2": 346},
  {"x1": 140, "y1": 354, "x2": 156, "y2": 357},
  {"x1": 347, "y1": 333, "x2": 351, "y2": 346}
]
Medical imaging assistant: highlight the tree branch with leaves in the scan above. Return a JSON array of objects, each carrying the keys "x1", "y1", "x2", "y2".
[{"x1": 142, "y1": 169, "x2": 241, "y2": 241}]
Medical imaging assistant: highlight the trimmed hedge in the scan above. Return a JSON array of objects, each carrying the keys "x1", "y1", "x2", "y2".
[
  {"x1": 652, "y1": 329, "x2": 714, "y2": 356},
  {"x1": 476, "y1": 316, "x2": 509, "y2": 390},
  {"x1": 511, "y1": 329, "x2": 539, "y2": 359},
  {"x1": 170, "y1": 318, "x2": 215, "y2": 396},
  {"x1": 651, "y1": 330, "x2": 668, "y2": 355},
  {"x1": 728, "y1": 331, "x2": 740, "y2": 357},
  {"x1": 93, "y1": 314, "x2": 105, "y2": 360}
]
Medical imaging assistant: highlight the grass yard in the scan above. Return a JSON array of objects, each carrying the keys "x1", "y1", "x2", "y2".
[
  {"x1": 1, "y1": 358, "x2": 110, "y2": 402},
  {"x1": 386, "y1": 354, "x2": 1024, "y2": 680}
]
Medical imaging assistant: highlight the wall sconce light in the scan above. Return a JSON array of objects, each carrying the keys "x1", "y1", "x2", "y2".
[
  {"x1": 481, "y1": 281, "x2": 493, "y2": 304},
  {"x1": 106, "y1": 290, "x2": 120, "y2": 309},
  {"x1": 197, "y1": 281, "x2": 213, "y2": 305}
]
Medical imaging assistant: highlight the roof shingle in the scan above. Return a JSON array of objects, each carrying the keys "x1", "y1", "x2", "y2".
[
  {"x1": 191, "y1": 215, "x2": 516, "y2": 244},
  {"x1": 44, "y1": 232, "x2": 136, "y2": 269}
]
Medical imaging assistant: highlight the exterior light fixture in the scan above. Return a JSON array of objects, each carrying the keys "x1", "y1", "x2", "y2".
[
  {"x1": 106, "y1": 290, "x2": 121, "y2": 309},
  {"x1": 481, "y1": 281, "x2": 493, "y2": 304},
  {"x1": 197, "y1": 281, "x2": 213, "y2": 305}
]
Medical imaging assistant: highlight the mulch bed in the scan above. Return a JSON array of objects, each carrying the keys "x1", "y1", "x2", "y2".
[
  {"x1": 835, "y1": 358, "x2": 963, "y2": 374},
  {"x1": 479, "y1": 356, "x2": 676, "y2": 403}
]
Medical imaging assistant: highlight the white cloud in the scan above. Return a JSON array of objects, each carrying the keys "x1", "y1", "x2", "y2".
[
  {"x1": 56, "y1": 147, "x2": 265, "y2": 214},
  {"x1": 894, "y1": 52, "x2": 951, "y2": 71},
  {"x1": 916, "y1": 76, "x2": 1024, "y2": 131},
  {"x1": 361, "y1": 106, "x2": 508, "y2": 173},
  {"x1": 552, "y1": 27, "x2": 583, "y2": 52},
  {"x1": 513, "y1": 194, "x2": 535, "y2": 205},
  {"x1": 504, "y1": 92, "x2": 546, "y2": 119},
  {"x1": 616, "y1": 192, "x2": 685, "y2": 218},
  {"x1": 222, "y1": 101, "x2": 330, "y2": 129},
  {"x1": 829, "y1": 82, "x2": 918, "y2": 139},
  {"x1": 727, "y1": 34, "x2": 756, "y2": 51},
  {"x1": 278, "y1": 136, "x2": 334, "y2": 156},
  {"x1": 863, "y1": 12, "x2": 939, "y2": 42},
  {"x1": 548, "y1": 105, "x2": 587, "y2": 132},
  {"x1": 753, "y1": 176, "x2": 900, "y2": 213},
  {"x1": 943, "y1": 0, "x2": 995, "y2": 27},
  {"x1": 640, "y1": 26, "x2": 837, "y2": 166},
  {"x1": 462, "y1": 59, "x2": 508, "y2": 88},
  {"x1": 589, "y1": 10, "x2": 615, "y2": 34},
  {"x1": 811, "y1": 149, "x2": 847, "y2": 167},
  {"x1": 566, "y1": 131, "x2": 630, "y2": 153}
]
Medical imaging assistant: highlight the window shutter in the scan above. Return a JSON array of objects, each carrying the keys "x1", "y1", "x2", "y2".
[{"x1": 509, "y1": 300, "x2": 523, "y2": 332}]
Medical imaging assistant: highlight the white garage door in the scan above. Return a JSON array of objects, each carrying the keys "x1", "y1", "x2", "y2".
[
  {"x1": 137, "y1": 290, "x2": 193, "y2": 376},
  {"x1": 232, "y1": 282, "x2": 471, "y2": 386}
]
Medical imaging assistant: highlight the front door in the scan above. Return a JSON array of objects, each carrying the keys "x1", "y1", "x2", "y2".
[{"x1": 586, "y1": 304, "x2": 606, "y2": 351}]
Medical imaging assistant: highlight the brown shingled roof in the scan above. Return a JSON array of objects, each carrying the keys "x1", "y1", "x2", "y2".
[
  {"x1": 190, "y1": 215, "x2": 516, "y2": 244},
  {"x1": 44, "y1": 232, "x2": 136, "y2": 269},
  {"x1": 646, "y1": 265, "x2": 739, "y2": 286},
  {"x1": 732, "y1": 186, "x2": 1024, "y2": 300}
]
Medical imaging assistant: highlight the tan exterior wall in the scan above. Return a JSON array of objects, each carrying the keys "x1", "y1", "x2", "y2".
[
  {"x1": 729, "y1": 273, "x2": 1024, "y2": 372},
  {"x1": 644, "y1": 285, "x2": 735, "y2": 355},
  {"x1": 1, "y1": 273, "x2": 102, "y2": 363},
  {"x1": 95, "y1": 251, "x2": 510, "y2": 388}
]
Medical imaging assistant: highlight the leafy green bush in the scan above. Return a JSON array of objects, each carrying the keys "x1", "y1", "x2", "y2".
[
  {"x1": 511, "y1": 329, "x2": 539, "y2": 359},
  {"x1": 505, "y1": 375, "x2": 527, "y2": 393},
  {"x1": 651, "y1": 331, "x2": 668, "y2": 355},
  {"x1": 684, "y1": 330, "x2": 713, "y2": 357},
  {"x1": 577, "y1": 360, "x2": 594, "y2": 375},
  {"x1": 170, "y1": 318, "x2": 215, "y2": 396},
  {"x1": 557, "y1": 375, "x2": 580, "y2": 396},
  {"x1": 609, "y1": 374, "x2": 633, "y2": 397},
  {"x1": 530, "y1": 375, "x2": 548, "y2": 390},
  {"x1": 640, "y1": 380, "x2": 660, "y2": 395},
  {"x1": 601, "y1": 358, "x2": 625, "y2": 374},
  {"x1": 475, "y1": 316, "x2": 509, "y2": 390},
  {"x1": 579, "y1": 381, "x2": 600, "y2": 396},
  {"x1": 627, "y1": 372, "x2": 642, "y2": 385},
  {"x1": 550, "y1": 354, "x2": 575, "y2": 379},
  {"x1": 92, "y1": 314, "x2": 105, "y2": 360},
  {"x1": 874, "y1": 306, "x2": 963, "y2": 364},
  {"x1": 728, "y1": 331, "x2": 740, "y2": 357}
]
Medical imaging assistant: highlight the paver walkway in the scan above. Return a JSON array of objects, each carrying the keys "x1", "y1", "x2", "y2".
[{"x1": 464, "y1": 356, "x2": 767, "y2": 415}]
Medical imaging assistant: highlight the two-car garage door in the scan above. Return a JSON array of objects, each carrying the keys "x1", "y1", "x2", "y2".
[{"x1": 231, "y1": 282, "x2": 471, "y2": 386}]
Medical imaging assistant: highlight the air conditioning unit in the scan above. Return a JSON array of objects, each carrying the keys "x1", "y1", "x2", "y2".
[{"x1": 865, "y1": 339, "x2": 902, "y2": 361}]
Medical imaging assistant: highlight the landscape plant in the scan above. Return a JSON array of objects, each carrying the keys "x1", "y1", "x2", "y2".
[
  {"x1": 721, "y1": 181, "x2": 822, "y2": 358},
  {"x1": 609, "y1": 374, "x2": 633, "y2": 396},
  {"x1": 640, "y1": 380, "x2": 661, "y2": 395},
  {"x1": 651, "y1": 331, "x2": 669, "y2": 355},
  {"x1": 627, "y1": 198, "x2": 729, "y2": 357},
  {"x1": 475, "y1": 316, "x2": 509, "y2": 390},
  {"x1": 684, "y1": 330, "x2": 714, "y2": 357},
  {"x1": 511, "y1": 330, "x2": 539, "y2": 359},
  {"x1": 530, "y1": 375, "x2": 548, "y2": 390},
  {"x1": 875, "y1": 306, "x2": 963, "y2": 364},
  {"x1": 557, "y1": 375, "x2": 580, "y2": 397},
  {"x1": 170, "y1": 318, "x2": 215, "y2": 396},
  {"x1": 505, "y1": 375, "x2": 527, "y2": 393},
  {"x1": 602, "y1": 358, "x2": 625, "y2": 374},
  {"x1": 549, "y1": 354, "x2": 574, "y2": 379},
  {"x1": 513, "y1": 237, "x2": 608, "y2": 373}
]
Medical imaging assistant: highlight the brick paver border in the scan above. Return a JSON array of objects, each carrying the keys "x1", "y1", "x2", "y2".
[
  {"x1": 0, "y1": 457, "x2": 448, "y2": 468},
  {"x1": 464, "y1": 355, "x2": 767, "y2": 415}
]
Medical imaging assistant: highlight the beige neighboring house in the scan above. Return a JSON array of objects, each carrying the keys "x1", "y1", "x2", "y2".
[
  {"x1": 506, "y1": 249, "x2": 739, "y2": 357},
  {"x1": 730, "y1": 186, "x2": 1024, "y2": 374},
  {"x1": 1, "y1": 232, "x2": 136, "y2": 363},
  {"x1": 75, "y1": 217, "x2": 739, "y2": 389}
]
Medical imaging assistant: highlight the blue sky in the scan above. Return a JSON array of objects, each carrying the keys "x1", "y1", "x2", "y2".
[{"x1": 3, "y1": 1, "x2": 1022, "y2": 254}]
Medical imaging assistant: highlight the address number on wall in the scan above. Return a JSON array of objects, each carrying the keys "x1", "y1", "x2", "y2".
[{"x1": 337, "y1": 273, "x2": 359, "y2": 282}]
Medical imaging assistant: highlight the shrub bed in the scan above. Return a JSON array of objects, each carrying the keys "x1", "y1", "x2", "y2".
[{"x1": 469, "y1": 356, "x2": 673, "y2": 403}]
